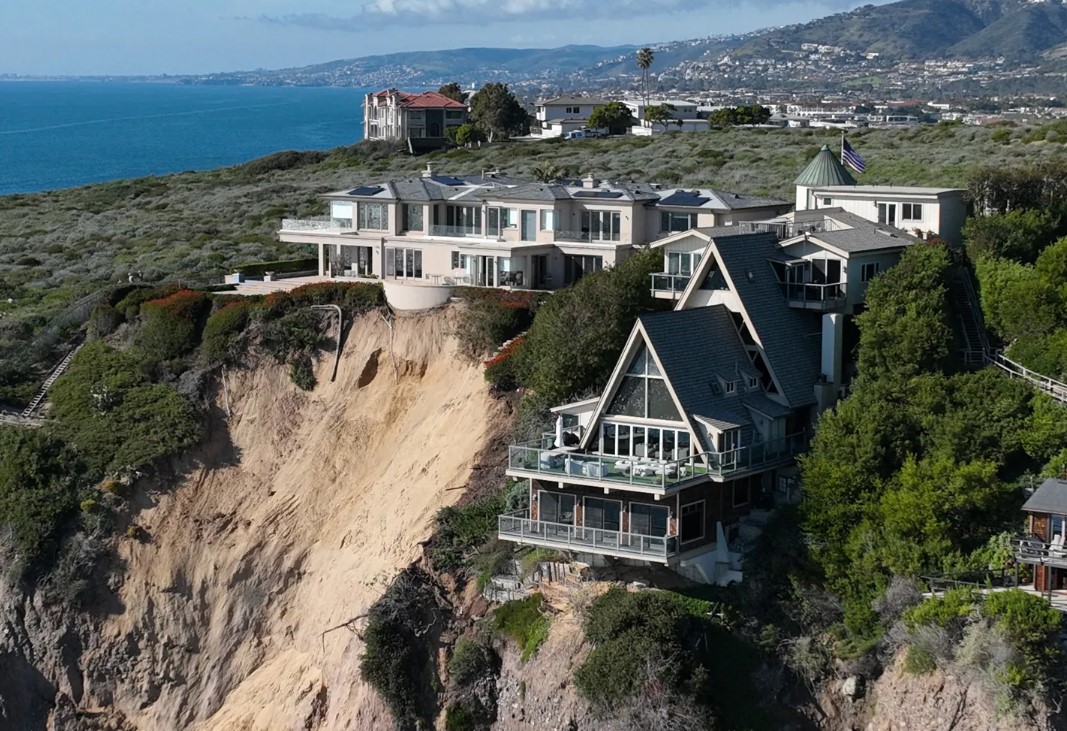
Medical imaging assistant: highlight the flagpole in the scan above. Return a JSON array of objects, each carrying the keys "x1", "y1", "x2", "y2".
[{"x1": 840, "y1": 129, "x2": 845, "y2": 165}]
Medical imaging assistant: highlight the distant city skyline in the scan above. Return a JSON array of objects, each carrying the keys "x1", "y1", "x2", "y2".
[{"x1": 2, "y1": 0, "x2": 889, "y2": 77}]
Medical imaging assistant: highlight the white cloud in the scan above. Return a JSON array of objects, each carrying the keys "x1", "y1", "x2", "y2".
[{"x1": 257, "y1": 0, "x2": 712, "y2": 31}]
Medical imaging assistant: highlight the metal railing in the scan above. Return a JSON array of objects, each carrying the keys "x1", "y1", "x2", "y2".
[
  {"x1": 429, "y1": 224, "x2": 485, "y2": 238},
  {"x1": 555, "y1": 230, "x2": 622, "y2": 243},
  {"x1": 507, "y1": 432, "x2": 808, "y2": 488},
  {"x1": 281, "y1": 218, "x2": 350, "y2": 231},
  {"x1": 650, "y1": 273, "x2": 692, "y2": 293},
  {"x1": 498, "y1": 511, "x2": 675, "y2": 561},
  {"x1": 1013, "y1": 536, "x2": 1067, "y2": 569},
  {"x1": 989, "y1": 353, "x2": 1067, "y2": 406}
]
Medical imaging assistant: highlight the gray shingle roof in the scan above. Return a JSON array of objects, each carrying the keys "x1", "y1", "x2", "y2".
[
  {"x1": 639, "y1": 305, "x2": 757, "y2": 451},
  {"x1": 1023, "y1": 478, "x2": 1067, "y2": 516},
  {"x1": 709, "y1": 231, "x2": 822, "y2": 408},
  {"x1": 813, "y1": 227, "x2": 915, "y2": 254}
]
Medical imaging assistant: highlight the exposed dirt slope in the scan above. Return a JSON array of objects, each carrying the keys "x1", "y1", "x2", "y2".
[{"x1": 75, "y1": 307, "x2": 504, "y2": 729}]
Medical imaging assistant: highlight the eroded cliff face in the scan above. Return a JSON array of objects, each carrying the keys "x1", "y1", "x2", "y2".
[{"x1": 1, "y1": 307, "x2": 507, "y2": 731}]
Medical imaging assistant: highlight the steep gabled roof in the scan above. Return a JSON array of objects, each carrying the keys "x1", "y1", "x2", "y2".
[
  {"x1": 1023, "y1": 478, "x2": 1067, "y2": 516},
  {"x1": 709, "y1": 232, "x2": 822, "y2": 409},
  {"x1": 795, "y1": 144, "x2": 857, "y2": 187},
  {"x1": 639, "y1": 306, "x2": 756, "y2": 451}
]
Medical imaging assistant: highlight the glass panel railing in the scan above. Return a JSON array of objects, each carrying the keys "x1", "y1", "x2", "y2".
[
  {"x1": 783, "y1": 282, "x2": 846, "y2": 307},
  {"x1": 706, "y1": 432, "x2": 808, "y2": 477},
  {"x1": 281, "y1": 218, "x2": 349, "y2": 231},
  {"x1": 650, "y1": 273, "x2": 692, "y2": 293},
  {"x1": 498, "y1": 511, "x2": 675, "y2": 560},
  {"x1": 429, "y1": 225, "x2": 484, "y2": 238}
]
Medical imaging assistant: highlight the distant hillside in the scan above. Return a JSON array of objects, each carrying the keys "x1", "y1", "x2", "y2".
[{"x1": 167, "y1": 0, "x2": 1067, "y2": 93}]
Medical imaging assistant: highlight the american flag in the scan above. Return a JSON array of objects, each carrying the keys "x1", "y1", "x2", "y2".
[{"x1": 842, "y1": 138, "x2": 866, "y2": 174}]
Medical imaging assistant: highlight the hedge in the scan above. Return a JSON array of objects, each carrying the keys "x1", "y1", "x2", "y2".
[{"x1": 231, "y1": 257, "x2": 318, "y2": 277}]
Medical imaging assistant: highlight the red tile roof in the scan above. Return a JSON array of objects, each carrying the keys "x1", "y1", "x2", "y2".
[{"x1": 398, "y1": 91, "x2": 467, "y2": 109}]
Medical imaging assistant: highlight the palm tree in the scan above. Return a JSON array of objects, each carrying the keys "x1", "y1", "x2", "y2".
[
  {"x1": 532, "y1": 161, "x2": 568, "y2": 183},
  {"x1": 636, "y1": 47, "x2": 655, "y2": 108}
]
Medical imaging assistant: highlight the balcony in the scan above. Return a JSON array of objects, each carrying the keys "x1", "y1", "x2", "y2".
[
  {"x1": 555, "y1": 230, "x2": 622, "y2": 244},
  {"x1": 782, "y1": 282, "x2": 847, "y2": 311},
  {"x1": 1013, "y1": 536, "x2": 1067, "y2": 570},
  {"x1": 506, "y1": 432, "x2": 808, "y2": 492},
  {"x1": 429, "y1": 224, "x2": 499, "y2": 239},
  {"x1": 650, "y1": 272, "x2": 691, "y2": 299},
  {"x1": 281, "y1": 218, "x2": 351, "y2": 232},
  {"x1": 498, "y1": 510, "x2": 676, "y2": 563}
]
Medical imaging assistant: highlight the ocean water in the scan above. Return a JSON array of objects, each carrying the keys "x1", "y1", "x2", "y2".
[{"x1": 0, "y1": 81, "x2": 369, "y2": 196}]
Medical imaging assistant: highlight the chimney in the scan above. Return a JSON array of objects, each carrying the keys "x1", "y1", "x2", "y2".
[
  {"x1": 423, "y1": 162, "x2": 435, "y2": 179},
  {"x1": 583, "y1": 174, "x2": 596, "y2": 189}
]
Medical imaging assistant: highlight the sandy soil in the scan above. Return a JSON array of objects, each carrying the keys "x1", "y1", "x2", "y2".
[{"x1": 85, "y1": 307, "x2": 504, "y2": 730}]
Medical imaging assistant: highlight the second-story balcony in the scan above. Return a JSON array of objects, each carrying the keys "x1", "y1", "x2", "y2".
[
  {"x1": 782, "y1": 282, "x2": 847, "y2": 311},
  {"x1": 281, "y1": 217, "x2": 352, "y2": 232},
  {"x1": 1013, "y1": 535, "x2": 1067, "y2": 570},
  {"x1": 506, "y1": 432, "x2": 807, "y2": 494},
  {"x1": 555, "y1": 230, "x2": 622, "y2": 244},
  {"x1": 429, "y1": 224, "x2": 491, "y2": 239},
  {"x1": 650, "y1": 273, "x2": 692, "y2": 299},
  {"x1": 499, "y1": 510, "x2": 677, "y2": 563}
]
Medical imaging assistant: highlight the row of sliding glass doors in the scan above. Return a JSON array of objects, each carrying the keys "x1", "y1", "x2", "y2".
[{"x1": 539, "y1": 491, "x2": 669, "y2": 537}]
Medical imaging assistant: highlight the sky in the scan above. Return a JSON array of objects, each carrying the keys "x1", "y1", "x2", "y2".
[{"x1": 0, "y1": 0, "x2": 887, "y2": 76}]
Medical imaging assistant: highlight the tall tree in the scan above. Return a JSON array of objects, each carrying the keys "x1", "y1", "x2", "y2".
[
  {"x1": 587, "y1": 101, "x2": 633, "y2": 135},
  {"x1": 636, "y1": 47, "x2": 655, "y2": 107},
  {"x1": 437, "y1": 82, "x2": 465, "y2": 103},
  {"x1": 468, "y1": 83, "x2": 528, "y2": 142},
  {"x1": 644, "y1": 103, "x2": 676, "y2": 132}
]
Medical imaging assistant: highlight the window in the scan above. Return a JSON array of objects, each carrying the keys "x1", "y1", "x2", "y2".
[
  {"x1": 563, "y1": 255, "x2": 603, "y2": 285},
  {"x1": 723, "y1": 380, "x2": 736, "y2": 395},
  {"x1": 747, "y1": 375, "x2": 759, "y2": 389},
  {"x1": 445, "y1": 110, "x2": 464, "y2": 120},
  {"x1": 732, "y1": 478, "x2": 751, "y2": 508},
  {"x1": 539, "y1": 209, "x2": 557, "y2": 231},
  {"x1": 487, "y1": 208, "x2": 501, "y2": 236},
  {"x1": 877, "y1": 202, "x2": 897, "y2": 227},
  {"x1": 444, "y1": 204, "x2": 481, "y2": 232},
  {"x1": 584, "y1": 498, "x2": 621, "y2": 532},
  {"x1": 600, "y1": 424, "x2": 690, "y2": 460},
  {"x1": 565, "y1": 106, "x2": 581, "y2": 114},
  {"x1": 357, "y1": 202, "x2": 387, "y2": 230},
  {"x1": 539, "y1": 491, "x2": 575, "y2": 524},
  {"x1": 630, "y1": 503, "x2": 669, "y2": 537},
  {"x1": 680, "y1": 502, "x2": 705, "y2": 543},
  {"x1": 386, "y1": 247, "x2": 423, "y2": 278},
  {"x1": 1051, "y1": 515, "x2": 1066, "y2": 542},
  {"x1": 450, "y1": 251, "x2": 461, "y2": 270},
  {"x1": 402, "y1": 204, "x2": 423, "y2": 232},
  {"x1": 580, "y1": 210, "x2": 622, "y2": 241},
  {"x1": 719, "y1": 429, "x2": 740, "y2": 454},
  {"x1": 666, "y1": 251, "x2": 701, "y2": 276},
  {"x1": 901, "y1": 203, "x2": 923, "y2": 221},
  {"x1": 860, "y1": 262, "x2": 881, "y2": 282},
  {"x1": 660, "y1": 211, "x2": 698, "y2": 233},
  {"x1": 606, "y1": 345, "x2": 682, "y2": 421},
  {"x1": 821, "y1": 197, "x2": 832, "y2": 206}
]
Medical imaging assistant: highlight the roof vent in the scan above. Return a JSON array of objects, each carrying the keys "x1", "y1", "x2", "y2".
[
  {"x1": 422, "y1": 162, "x2": 435, "y2": 179},
  {"x1": 747, "y1": 272, "x2": 755, "y2": 282}
]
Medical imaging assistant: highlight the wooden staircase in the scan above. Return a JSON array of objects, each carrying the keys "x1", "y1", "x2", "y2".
[
  {"x1": 949, "y1": 266, "x2": 989, "y2": 367},
  {"x1": 21, "y1": 343, "x2": 83, "y2": 418}
]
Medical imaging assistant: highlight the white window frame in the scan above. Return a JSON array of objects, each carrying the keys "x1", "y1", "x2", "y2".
[
  {"x1": 680, "y1": 500, "x2": 705, "y2": 544},
  {"x1": 723, "y1": 380, "x2": 736, "y2": 395},
  {"x1": 901, "y1": 203, "x2": 923, "y2": 221},
  {"x1": 877, "y1": 202, "x2": 897, "y2": 227}
]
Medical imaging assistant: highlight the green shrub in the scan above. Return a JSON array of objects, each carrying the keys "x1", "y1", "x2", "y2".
[
  {"x1": 431, "y1": 492, "x2": 506, "y2": 572},
  {"x1": 360, "y1": 568, "x2": 441, "y2": 731},
  {"x1": 137, "y1": 289, "x2": 209, "y2": 360},
  {"x1": 201, "y1": 299, "x2": 254, "y2": 364},
  {"x1": 288, "y1": 353, "x2": 317, "y2": 391},
  {"x1": 230, "y1": 257, "x2": 317, "y2": 276},
  {"x1": 87, "y1": 304, "x2": 124, "y2": 340},
  {"x1": 483, "y1": 337, "x2": 524, "y2": 391},
  {"x1": 15, "y1": 256, "x2": 41, "y2": 267},
  {"x1": 904, "y1": 643, "x2": 936, "y2": 674},
  {"x1": 448, "y1": 635, "x2": 499, "y2": 687},
  {"x1": 443, "y1": 699, "x2": 492, "y2": 731},
  {"x1": 114, "y1": 284, "x2": 179, "y2": 318},
  {"x1": 258, "y1": 281, "x2": 384, "y2": 320},
  {"x1": 0, "y1": 427, "x2": 87, "y2": 575},
  {"x1": 493, "y1": 594, "x2": 550, "y2": 662},
  {"x1": 456, "y1": 294, "x2": 537, "y2": 358},
  {"x1": 904, "y1": 588, "x2": 979, "y2": 631},
  {"x1": 50, "y1": 342, "x2": 203, "y2": 476}
]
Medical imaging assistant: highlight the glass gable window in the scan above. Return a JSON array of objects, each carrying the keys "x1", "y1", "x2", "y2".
[
  {"x1": 630, "y1": 503, "x2": 669, "y2": 537},
  {"x1": 402, "y1": 204, "x2": 423, "y2": 232},
  {"x1": 666, "y1": 251, "x2": 701, "y2": 276},
  {"x1": 607, "y1": 345, "x2": 681, "y2": 421},
  {"x1": 357, "y1": 202, "x2": 388, "y2": 230},
  {"x1": 660, "y1": 211, "x2": 698, "y2": 233},
  {"x1": 600, "y1": 423, "x2": 690, "y2": 460}
]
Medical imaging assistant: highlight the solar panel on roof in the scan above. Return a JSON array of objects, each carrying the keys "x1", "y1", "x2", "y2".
[
  {"x1": 348, "y1": 185, "x2": 384, "y2": 196},
  {"x1": 573, "y1": 190, "x2": 623, "y2": 199},
  {"x1": 430, "y1": 175, "x2": 467, "y2": 186},
  {"x1": 659, "y1": 190, "x2": 710, "y2": 207}
]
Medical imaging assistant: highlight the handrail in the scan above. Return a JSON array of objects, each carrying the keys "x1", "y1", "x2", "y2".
[
  {"x1": 988, "y1": 352, "x2": 1067, "y2": 405},
  {"x1": 498, "y1": 510, "x2": 675, "y2": 560},
  {"x1": 650, "y1": 273, "x2": 692, "y2": 293},
  {"x1": 281, "y1": 218, "x2": 349, "y2": 231}
]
